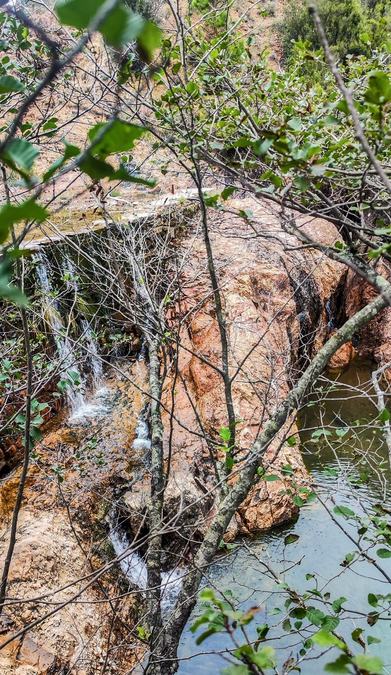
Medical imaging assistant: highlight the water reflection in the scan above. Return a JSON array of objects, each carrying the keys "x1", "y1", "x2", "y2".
[{"x1": 178, "y1": 363, "x2": 391, "y2": 674}]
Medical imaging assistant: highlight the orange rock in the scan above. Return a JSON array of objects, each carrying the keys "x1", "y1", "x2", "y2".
[{"x1": 328, "y1": 341, "x2": 354, "y2": 370}]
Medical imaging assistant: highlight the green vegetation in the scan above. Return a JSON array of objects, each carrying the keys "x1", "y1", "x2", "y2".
[
  {"x1": 0, "y1": 1, "x2": 391, "y2": 673},
  {"x1": 280, "y1": 0, "x2": 391, "y2": 60}
]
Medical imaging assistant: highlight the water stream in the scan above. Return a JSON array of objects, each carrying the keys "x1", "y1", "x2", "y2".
[
  {"x1": 34, "y1": 250, "x2": 106, "y2": 420},
  {"x1": 178, "y1": 363, "x2": 391, "y2": 674},
  {"x1": 34, "y1": 251, "x2": 85, "y2": 411}
]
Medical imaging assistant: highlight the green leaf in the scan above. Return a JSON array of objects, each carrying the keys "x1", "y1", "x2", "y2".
[
  {"x1": 312, "y1": 630, "x2": 345, "y2": 650},
  {"x1": 287, "y1": 117, "x2": 302, "y2": 131},
  {"x1": 225, "y1": 453, "x2": 234, "y2": 471},
  {"x1": 289, "y1": 607, "x2": 306, "y2": 619},
  {"x1": 78, "y1": 153, "x2": 153, "y2": 185},
  {"x1": 379, "y1": 408, "x2": 390, "y2": 423},
  {"x1": 322, "y1": 616, "x2": 340, "y2": 632},
  {"x1": 281, "y1": 464, "x2": 294, "y2": 475},
  {"x1": 0, "y1": 75, "x2": 24, "y2": 94},
  {"x1": 367, "y1": 636, "x2": 381, "y2": 645},
  {"x1": 195, "y1": 626, "x2": 220, "y2": 645},
  {"x1": 311, "y1": 428, "x2": 332, "y2": 439},
  {"x1": 284, "y1": 533, "x2": 299, "y2": 545},
  {"x1": 222, "y1": 666, "x2": 250, "y2": 675},
  {"x1": 332, "y1": 597, "x2": 347, "y2": 613},
  {"x1": 1, "y1": 138, "x2": 39, "y2": 176},
  {"x1": 335, "y1": 427, "x2": 349, "y2": 438},
  {"x1": 333, "y1": 505, "x2": 355, "y2": 519},
  {"x1": 365, "y1": 71, "x2": 391, "y2": 106},
  {"x1": 137, "y1": 20, "x2": 161, "y2": 63},
  {"x1": 219, "y1": 426, "x2": 231, "y2": 442},
  {"x1": 0, "y1": 199, "x2": 48, "y2": 244},
  {"x1": 368, "y1": 594, "x2": 379, "y2": 608},
  {"x1": 324, "y1": 655, "x2": 351, "y2": 673},
  {"x1": 221, "y1": 186, "x2": 236, "y2": 200},
  {"x1": 199, "y1": 588, "x2": 216, "y2": 602},
  {"x1": 376, "y1": 548, "x2": 391, "y2": 559},
  {"x1": 204, "y1": 194, "x2": 219, "y2": 207},
  {"x1": 287, "y1": 435, "x2": 297, "y2": 446},
  {"x1": 307, "y1": 607, "x2": 325, "y2": 627},
  {"x1": 352, "y1": 654, "x2": 384, "y2": 674},
  {"x1": 55, "y1": 0, "x2": 145, "y2": 47},
  {"x1": 256, "y1": 623, "x2": 269, "y2": 640},
  {"x1": 253, "y1": 138, "x2": 273, "y2": 156},
  {"x1": 88, "y1": 119, "x2": 146, "y2": 158},
  {"x1": 0, "y1": 257, "x2": 29, "y2": 306},
  {"x1": 43, "y1": 142, "x2": 80, "y2": 181},
  {"x1": 250, "y1": 646, "x2": 276, "y2": 669}
]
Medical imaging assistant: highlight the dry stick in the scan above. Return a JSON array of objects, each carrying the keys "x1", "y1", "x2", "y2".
[
  {"x1": 0, "y1": 313, "x2": 32, "y2": 617},
  {"x1": 309, "y1": 4, "x2": 391, "y2": 197},
  {"x1": 371, "y1": 365, "x2": 391, "y2": 465},
  {"x1": 194, "y1": 172, "x2": 237, "y2": 466}
]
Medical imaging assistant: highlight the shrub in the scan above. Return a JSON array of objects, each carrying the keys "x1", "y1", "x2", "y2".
[{"x1": 279, "y1": 0, "x2": 367, "y2": 61}]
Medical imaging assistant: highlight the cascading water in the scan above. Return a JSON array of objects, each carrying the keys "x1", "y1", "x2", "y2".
[
  {"x1": 62, "y1": 255, "x2": 103, "y2": 388},
  {"x1": 81, "y1": 318, "x2": 103, "y2": 387},
  {"x1": 133, "y1": 411, "x2": 152, "y2": 452},
  {"x1": 34, "y1": 251, "x2": 85, "y2": 411},
  {"x1": 61, "y1": 255, "x2": 111, "y2": 424},
  {"x1": 107, "y1": 511, "x2": 185, "y2": 614},
  {"x1": 108, "y1": 514, "x2": 148, "y2": 588}
]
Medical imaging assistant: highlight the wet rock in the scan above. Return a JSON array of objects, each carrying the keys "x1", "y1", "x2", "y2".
[
  {"x1": 343, "y1": 264, "x2": 391, "y2": 378},
  {"x1": 328, "y1": 340, "x2": 354, "y2": 371},
  {"x1": 123, "y1": 199, "x2": 345, "y2": 541}
]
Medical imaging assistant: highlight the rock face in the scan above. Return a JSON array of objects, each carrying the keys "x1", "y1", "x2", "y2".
[
  {"x1": 342, "y1": 263, "x2": 391, "y2": 375},
  {"x1": 0, "y1": 363, "x2": 148, "y2": 675},
  {"x1": 0, "y1": 511, "x2": 114, "y2": 674},
  {"x1": 0, "y1": 199, "x2": 346, "y2": 672},
  {"x1": 123, "y1": 199, "x2": 345, "y2": 543},
  {"x1": 328, "y1": 340, "x2": 355, "y2": 371}
]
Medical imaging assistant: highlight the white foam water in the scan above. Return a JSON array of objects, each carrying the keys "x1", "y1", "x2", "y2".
[
  {"x1": 133, "y1": 416, "x2": 151, "y2": 452},
  {"x1": 107, "y1": 513, "x2": 185, "y2": 613},
  {"x1": 68, "y1": 386, "x2": 112, "y2": 425},
  {"x1": 108, "y1": 518, "x2": 148, "y2": 588}
]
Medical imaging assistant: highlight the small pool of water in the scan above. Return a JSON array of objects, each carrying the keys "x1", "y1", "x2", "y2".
[{"x1": 178, "y1": 363, "x2": 391, "y2": 674}]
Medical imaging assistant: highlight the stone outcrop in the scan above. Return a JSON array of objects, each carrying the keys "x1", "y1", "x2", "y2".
[
  {"x1": 0, "y1": 199, "x2": 347, "y2": 672},
  {"x1": 122, "y1": 199, "x2": 345, "y2": 544},
  {"x1": 342, "y1": 262, "x2": 391, "y2": 376},
  {"x1": 0, "y1": 364, "x2": 148, "y2": 674}
]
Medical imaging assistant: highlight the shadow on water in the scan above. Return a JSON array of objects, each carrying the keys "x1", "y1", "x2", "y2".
[{"x1": 178, "y1": 361, "x2": 391, "y2": 674}]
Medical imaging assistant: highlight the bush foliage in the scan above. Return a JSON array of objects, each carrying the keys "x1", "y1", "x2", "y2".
[{"x1": 280, "y1": 0, "x2": 390, "y2": 61}]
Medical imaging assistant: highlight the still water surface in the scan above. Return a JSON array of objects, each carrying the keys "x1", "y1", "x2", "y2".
[{"x1": 178, "y1": 363, "x2": 391, "y2": 674}]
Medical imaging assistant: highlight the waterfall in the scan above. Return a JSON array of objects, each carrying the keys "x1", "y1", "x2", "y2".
[
  {"x1": 108, "y1": 516, "x2": 148, "y2": 588},
  {"x1": 34, "y1": 251, "x2": 85, "y2": 411},
  {"x1": 107, "y1": 511, "x2": 185, "y2": 614},
  {"x1": 62, "y1": 255, "x2": 103, "y2": 388},
  {"x1": 133, "y1": 411, "x2": 152, "y2": 452},
  {"x1": 81, "y1": 318, "x2": 103, "y2": 387}
]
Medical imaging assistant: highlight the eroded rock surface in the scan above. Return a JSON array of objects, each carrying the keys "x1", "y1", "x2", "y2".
[
  {"x1": 0, "y1": 199, "x2": 347, "y2": 672},
  {"x1": 343, "y1": 263, "x2": 391, "y2": 375},
  {"x1": 0, "y1": 363, "x2": 148, "y2": 674},
  {"x1": 123, "y1": 199, "x2": 345, "y2": 542}
]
